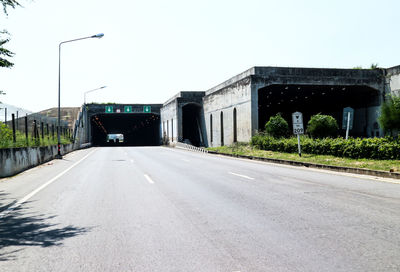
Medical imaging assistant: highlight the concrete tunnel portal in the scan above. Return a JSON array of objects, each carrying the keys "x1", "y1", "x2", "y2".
[
  {"x1": 258, "y1": 84, "x2": 381, "y2": 137},
  {"x1": 91, "y1": 113, "x2": 160, "y2": 146}
]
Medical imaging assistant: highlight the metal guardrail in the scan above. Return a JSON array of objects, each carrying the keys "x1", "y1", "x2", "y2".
[{"x1": 175, "y1": 142, "x2": 208, "y2": 153}]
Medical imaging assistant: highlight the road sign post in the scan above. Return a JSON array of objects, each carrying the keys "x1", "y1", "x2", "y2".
[
  {"x1": 342, "y1": 107, "x2": 354, "y2": 140},
  {"x1": 292, "y1": 112, "x2": 304, "y2": 157}
]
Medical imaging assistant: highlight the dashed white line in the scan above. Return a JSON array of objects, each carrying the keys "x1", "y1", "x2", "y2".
[
  {"x1": 0, "y1": 148, "x2": 97, "y2": 219},
  {"x1": 229, "y1": 172, "x2": 255, "y2": 180},
  {"x1": 144, "y1": 174, "x2": 155, "y2": 184},
  {"x1": 181, "y1": 159, "x2": 190, "y2": 162},
  {"x1": 130, "y1": 159, "x2": 135, "y2": 163}
]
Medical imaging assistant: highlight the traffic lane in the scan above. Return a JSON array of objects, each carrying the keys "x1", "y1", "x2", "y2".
[
  {"x1": 0, "y1": 148, "x2": 97, "y2": 212},
  {"x1": 161, "y1": 147, "x2": 400, "y2": 199},
  {"x1": 0, "y1": 147, "x2": 242, "y2": 272},
  {"x1": 125, "y1": 147, "x2": 400, "y2": 271}
]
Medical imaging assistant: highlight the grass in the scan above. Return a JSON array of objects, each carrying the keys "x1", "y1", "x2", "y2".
[
  {"x1": 0, "y1": 131, "x2": 72, "y2": 149},
  {"x1": 207, "y1": 143, "x2": 400, "y2": 173}
]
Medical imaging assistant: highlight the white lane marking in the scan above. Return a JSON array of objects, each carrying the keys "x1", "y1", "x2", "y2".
[
  {"x1": 218, "y1": 155, "x2": 400, "y2": 185},
  {"x1": 181, "y1": 159, "x2": 190, "y2": 162},
  {"x1": 144, "y1": 174, "x2": 155, "y2": 184},
  {"x1": 0, "y1": 149, "x2": 97, "y2": 219},
  {"x1": 229, "y1": 172, "x2": 255, "y2": 180},
  {"x1": 130, "y1": 159, "x2": 135, "y2": 163}
]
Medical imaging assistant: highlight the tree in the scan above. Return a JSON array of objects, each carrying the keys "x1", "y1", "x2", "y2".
[
  {"x1": 1, "y1": 0, "x2": 21, "y2": 68},
  {"x1": 0, "y1": 30, "x2": 14, "y2": 68},
  {"x1": 378, "y1": 95, "x2": 400, "y2": 136},
  {"x1": 1, "y1": 0, "x2": 21, "y2": 15},
  {"x1": 307, "y1": 114, "x2": 338, "y2": 138},
  {"x1": 265, "y1": 113, "x2": 289, "y2": 138}
]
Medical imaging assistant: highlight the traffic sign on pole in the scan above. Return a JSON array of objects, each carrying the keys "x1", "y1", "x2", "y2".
[
  {"x1": 292, "y1": 111, "x2": 304, "y2": 135},
  {"x1": 342, "y1": 107, "x2": 354, "y2": 140},
  {"x1": 292, "y1": 112, "x2": 304, "y2": 157},
  {"x1": 342, "y1": 107, "x2": 354, "y2": 129}
]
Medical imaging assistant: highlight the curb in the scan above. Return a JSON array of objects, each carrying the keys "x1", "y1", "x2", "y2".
[{"x1": 207, "y1": 151, "x2": 400, "y2": 180}]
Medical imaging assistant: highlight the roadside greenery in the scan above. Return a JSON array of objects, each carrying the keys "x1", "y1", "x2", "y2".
[
  {"x1": 251, "y1": 134, "x2": 400, "y2": 160},
  {"x1": 379, "y1": 95, "x2": 400, "y2": 136},
  {"x1": 0, "y1": 122, "x2": 71, "y2": 149},
  {"x1": 264, "y1": 113, "x2": 289, "y2": 138},
  {"x1": 207, "y1": 143, "x2": 400, "y2": 173},
  {"x1": 307, "y1": 114, "x2": 338, "y2": 138}
]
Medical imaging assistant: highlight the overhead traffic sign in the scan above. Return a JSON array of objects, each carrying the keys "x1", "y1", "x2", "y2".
[
  {"x1": 105, "y1": 106, "x2": 113, "y2": 113},
  {"x1": 143, "y1": 106, "x2": 151, "y2": 113},
  {"x1": 124, "y1": 106, "x2": 132, "y2": 113}
]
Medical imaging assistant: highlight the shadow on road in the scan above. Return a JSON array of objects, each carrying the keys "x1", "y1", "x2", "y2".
[{"x1": 0, "y1": 191, "x2": 91, "y2": 261}]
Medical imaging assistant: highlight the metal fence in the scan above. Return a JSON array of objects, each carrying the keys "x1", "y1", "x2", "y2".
[{"x1": 1, "y1": 105, "x2": 71, "y2": 144}]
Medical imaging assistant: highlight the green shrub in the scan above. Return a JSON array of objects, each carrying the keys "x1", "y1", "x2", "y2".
[
  {"x1": 307, "y1": 114, "x2": 338, "y2": 138},
  {"x1": 250, "y1": 134, "x2": 400, "y2": 160},
  {"x1": 0, "y1": 122, "x2": 12, "y2": 148},
  {"x1": 379, "y1": 95, "x2": 400, "y2": 136},
  {"x1": 264, "y1": 113, "x2": 289, "y2": 138}
]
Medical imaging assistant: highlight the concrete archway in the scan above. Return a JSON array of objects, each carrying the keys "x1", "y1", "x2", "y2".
[
  {"x1": 258, "y1": 84, "x2": 381, "y2": 137},
  {"x1": 182, "y1": 103, "x2": 204, "y2": 146}
]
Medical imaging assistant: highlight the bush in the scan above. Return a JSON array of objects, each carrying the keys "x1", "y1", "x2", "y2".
[
  {"x1": 250, "y1": 134, "x2": 400, "y2": 160},
  {"x1": 307, "y1": 114, "x2": 338, "y2": 138},
  {"x1": 379, "y1": 95, "x2": 400, "y2": 136},
  {"x1": 264, "y1": 113, "x2": 289, "y2": 138},
  {"x1": 0, "y1": 122, "x2": 12, "y2": 148}
]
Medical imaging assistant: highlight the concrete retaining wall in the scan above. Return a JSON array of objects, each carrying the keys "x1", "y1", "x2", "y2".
[{"x1": 0, "y1": 144, "x2": 77, "y2": 178}]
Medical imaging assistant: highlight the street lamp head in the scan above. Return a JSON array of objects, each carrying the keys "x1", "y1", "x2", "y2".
[{"x1": 92, "y1": 33, "x2": 104, "y2": 38}]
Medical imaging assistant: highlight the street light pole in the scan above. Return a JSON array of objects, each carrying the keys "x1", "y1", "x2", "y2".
[
  {"x1": 84, "y1": 86, "x2": 107, "y2": 105},
  {"x1": 56, "y1": 33, "x2": 104, "y2": 159}
]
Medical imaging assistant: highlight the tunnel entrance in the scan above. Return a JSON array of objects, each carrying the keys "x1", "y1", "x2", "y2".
[
  {"x1": 182, "y1": 103, "x2": 204, "y2": 146},
  {"x1": 91, "y1": 113, "x2": 160, "y2": 146},
  {"x1": 258, "y1": 85, "x2": 381, "y2": 137}
]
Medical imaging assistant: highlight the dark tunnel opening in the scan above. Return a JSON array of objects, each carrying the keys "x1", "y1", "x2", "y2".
[
  {"x1": 258, "y1": 85, "x2": 381, "y2": 137},
  {"x1": 91, "y1": 113, "x2": 160, "y2": 146},
  {"x1": 182, "y1": 103, "x2": 203, "y2": 147}
]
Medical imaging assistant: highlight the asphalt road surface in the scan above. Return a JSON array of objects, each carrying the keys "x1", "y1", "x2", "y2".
[{"x1": 0, "y1": 147, "x2": 399, "y2": 271}]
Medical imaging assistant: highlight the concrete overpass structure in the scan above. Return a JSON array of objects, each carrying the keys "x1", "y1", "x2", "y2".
[{"x1": 74, "y1": 65, "x2": 400, "y2": 148}]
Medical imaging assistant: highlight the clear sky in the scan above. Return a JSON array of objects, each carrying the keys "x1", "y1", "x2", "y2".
[{"x1": 0, "y1": 0, "x2": 399, "y2": 112}]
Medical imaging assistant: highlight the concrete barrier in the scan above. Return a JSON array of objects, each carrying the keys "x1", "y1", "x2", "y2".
[{"x1": 0, "y1": 143, "x2": 86, "y2": 178}]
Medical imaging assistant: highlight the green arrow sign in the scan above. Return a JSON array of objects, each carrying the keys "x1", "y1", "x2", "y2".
[
  {"x1": 124, "y1": 106, "x2": 132, "y2": 113},
  {"x1": 105, "y1": 106, "x2": 113, "y2": 113},
  {"x1": 143, "y1": 106, "x2": 151, "y2": 113}
]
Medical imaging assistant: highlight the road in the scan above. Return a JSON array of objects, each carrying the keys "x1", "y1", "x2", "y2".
[{"x1": 0, "y1": 146, "x2": 399, "y2": 271}]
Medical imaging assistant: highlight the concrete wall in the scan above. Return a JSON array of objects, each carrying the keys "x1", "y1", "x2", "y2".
[
  {"x1": 202, "y1": 67, "x2": 385, "y2": 147},
  {"x1": 0, "y1": 144, "x2": 77, "y2": 178},
  {"x1": 160, "y1": 92, "x2": 206, "y2": 145},
  {"x1": 203, "y1": 76, "x2": 253, "y2": 147},
  {"x1": 160, "y1": 97, "x2": 178, "y2": 143},
  {"x1": 387, "y1": 65, "x2": 400, "y2": 97}
]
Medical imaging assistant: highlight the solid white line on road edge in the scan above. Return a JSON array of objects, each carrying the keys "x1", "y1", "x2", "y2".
[
  {"x1": 144, "y1": 174, "x2": 155, "y2": 184},
  {"x1": 0, "y1": 148, "x2": 97, "y2": 219},
  {"x1": 229, "y1": 172, "x2": 255, "y2": 180}
]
